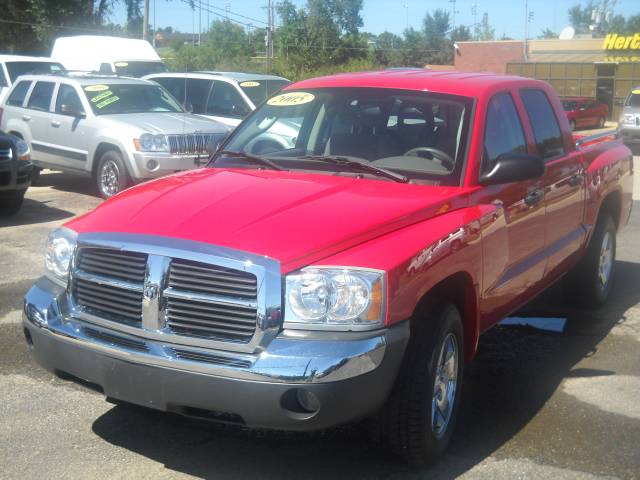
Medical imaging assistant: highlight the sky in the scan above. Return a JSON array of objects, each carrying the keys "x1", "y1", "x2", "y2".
[{"x1": 111, "y1": 0, "x2": 638, "y2": 40}]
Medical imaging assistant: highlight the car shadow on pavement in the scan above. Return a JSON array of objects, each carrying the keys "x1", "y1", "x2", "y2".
[
  {"x1": 0, "y1": 197, "x2": 75, "y2": 227},
  {"x1": 91, "y1": 260, "x2": 640, "y2": 479},
  {"x1": 35, "y1": 171, "x2": 98, "y2": 197}
]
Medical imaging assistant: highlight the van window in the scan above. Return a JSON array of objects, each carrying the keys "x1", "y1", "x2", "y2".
[
  {"x1": 152, "y1": 77, "x2": 185, "y2": 103},
  {"x1": 207, "y1": 81, "x2": 250, "y2": 118},
  {"x1": 184, "y1": 79, "x2": 213, "y2": 114},
  {"x1": 113, "y1": 61, "x2": 167, "y2": 78},
  {"x1": 520, "y1": 89, "x2": 564, "y2": 159},
  {"x1": 27, "y1": 81, "x2": 55, "y2": 111},
  {"x1": 55, "y1": 84, "x2": 84, "y2": 115},
  {"x1": 483, "y1": 92, "x2": 527, "y2": 169},
  {"x1": 6, "y1": 81, "x2": 31, "y2": 106}
]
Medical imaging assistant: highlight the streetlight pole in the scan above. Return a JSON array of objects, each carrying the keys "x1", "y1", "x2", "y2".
[{"x1": 143, "y1": 0, "x2": 149, "y2": 41}]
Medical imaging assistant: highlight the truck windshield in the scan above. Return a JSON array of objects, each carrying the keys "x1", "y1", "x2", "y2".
[
  {"x1": 239, "y1": 79, "x2": 290, "y2": 107},
  {"x1": 218, "y1": 88, "x2": 472, "y2": 184},
  {"x1": 113, "y1": 61, "x2": 167, "y2": 78},
  {"x1": 83, "y1": 83, "x2": 183, "y2": 115},
  {"x1": 6, "y1": 61, "x2": 65, "y2": 82}
]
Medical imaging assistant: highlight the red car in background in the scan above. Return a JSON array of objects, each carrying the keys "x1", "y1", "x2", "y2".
[{"x1": 561, "y1": 97, "x2": 609, "y2": 131}]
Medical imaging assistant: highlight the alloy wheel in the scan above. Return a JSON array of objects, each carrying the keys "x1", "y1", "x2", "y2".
[
  {"x1": 100, "y1": 159, "x2": 120, "y2": 197},
  {"x1": 431, "y1": 332, "x2": 459, "y2": 439}
]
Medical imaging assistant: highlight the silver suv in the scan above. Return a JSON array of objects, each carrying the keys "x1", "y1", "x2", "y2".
[
  {"x1": 0, "y1": 74, "x2": 229, "y2": 198},
  {"x1": 619, "y1": 87, "x2": 640, "y2": 146}
]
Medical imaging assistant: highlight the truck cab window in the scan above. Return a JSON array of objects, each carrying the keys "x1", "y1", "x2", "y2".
[
  {"x1": 520, "y1": 89, "x2": 564, "y2": 159},
  {"x1": 483, "y1": 92, "x2": 527, "y2": 169},
  {"x1": 207, "y1": 82, "x2": 250, "y2": 118},
  {"x1": 55, "y1": 84, "x2": 84, "y2": 115},
  {"x1": 27, "y1": 81, "x2": 55, "y2": 111}
]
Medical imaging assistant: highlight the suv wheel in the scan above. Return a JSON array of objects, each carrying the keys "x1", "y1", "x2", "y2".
[
  {"x1": 564, "y1": 214, "x2": 616, "y2": 307},
  {"x1": 0, "y1": 190, "x2": 26, "y2": 216},
  {"x1": 96, "y1": 151, "x2": 130, "y2": 199},
  {"x1": 370, "y1": 301, "x2": 464, "y2": 466}
]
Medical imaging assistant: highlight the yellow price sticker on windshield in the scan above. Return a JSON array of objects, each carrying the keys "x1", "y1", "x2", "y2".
[
  {"x1": 240, "y1": 81, "x2": 261, "y2": 87},
  {"x1": 90, "y1": 90, "x2": 113, "y2": 103},
  {"x1": 114, "y1": 61, "x2": 129, "y2": 67},
  {"x1": 95, "y1": 96, "x2": 120, "y2": 109},
  {"x1": 267, "y1": 92, "x2": 315, "y2": 106},
  {"x1": 84, "y1": 84, "x2": 109, "y2": 92},
  {"x1": 632, "y1": 89, "x2": 640, "y2": 94}
]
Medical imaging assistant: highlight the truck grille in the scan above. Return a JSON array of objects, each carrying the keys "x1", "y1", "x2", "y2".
[
  {"x1": 72, "y1": 245, "x2": 260, "y2": 345},
  {"x1": 167, "y1": 133, "x2": 221, "y2": 155},
  {"x1": 0, "y1": 147, "x2": 12, "y2": 163}
]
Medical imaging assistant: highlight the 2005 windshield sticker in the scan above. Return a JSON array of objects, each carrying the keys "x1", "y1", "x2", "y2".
[
  {"x1": 267, "y1": 92, "x2": 314, "y2": 106},
  {"x1": 85, "y1": 85, "x2": 120, "y2": 109}
]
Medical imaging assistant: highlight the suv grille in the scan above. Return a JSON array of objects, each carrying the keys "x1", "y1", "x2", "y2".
[
  {"x1": 0, "y1": 147, "x2": 12, "y2": 163},
  {"x1": 167, "y1": 133, "x2": 221, "y2": 155},
  {"x1": 72, "y1": 246, "x2": 260, "y2": 344}
]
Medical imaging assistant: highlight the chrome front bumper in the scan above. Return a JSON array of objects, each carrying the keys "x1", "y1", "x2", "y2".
[
  {"x1": 23, "y1": 276, "x2": 408, "y2": 430},
  {"x1": 131, "y1": 152, "x2": 210, "y2": 179}
]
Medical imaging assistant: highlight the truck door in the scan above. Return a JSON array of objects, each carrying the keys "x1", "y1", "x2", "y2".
[
  {"x1": 477, "y1": 91, "x2": 546, "y2": 324},
  {"x1": 519, "y1": 88, "x2": 585, "y2": 276}
]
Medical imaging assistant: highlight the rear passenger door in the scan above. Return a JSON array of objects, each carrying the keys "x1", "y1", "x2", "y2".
[
  {"x1": 519, "y1": 88, "x2": 585, "y2": 276},
  {"x1": 24, "y1": 81, "x2": 58, "y2": 165}
]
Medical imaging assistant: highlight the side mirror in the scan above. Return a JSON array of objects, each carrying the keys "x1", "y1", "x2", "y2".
[
  {"x1": 479, "y1": 153, "x2": 545, "y2": 186},
  {"x1": 60, "y1": 104, "x2": 86, "y2": 118}
]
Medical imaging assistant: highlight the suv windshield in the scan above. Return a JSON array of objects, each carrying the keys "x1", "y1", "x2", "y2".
[
  {"x1": 218, "y1": 88, "x2": 472, "y2": 184},
  {"x1": 6, "y1": 61, "x2": 65, "y2": 82},
  {"x1": 625, "y1": 91, "x2": 640, "y2": 107},
  {"x1": 561, "y1": 100, "x2": 577, "y2": 111},
  {"x1": 82, "y1": 83, "x2": 182, "y2": 115},
  {"x1": 113, "y1": 61, "x2": 167, "y2": 77},
  {"x1": 239, "y1": 79, "x2": 290, "y2": 107}
]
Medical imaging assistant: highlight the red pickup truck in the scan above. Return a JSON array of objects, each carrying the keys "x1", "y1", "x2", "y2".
[
  {"x1": 561, "y1": 96, "x2": 609, "y2": 131},
  {"x1": 24, "y1": 71, "x2": 633, "y2": 465}
]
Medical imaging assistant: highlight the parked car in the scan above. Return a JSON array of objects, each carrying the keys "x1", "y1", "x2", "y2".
[
  {"x1": 51, "y1": 35, "x2": 167, "y2": 77},
  {"x1": 0, "y1": 73, "x2": 229, "y2": 198},
  {"x1": 618, "y1": 87, "x2": 640, "y2": 146},
  {"x1": 0, "y1": 130, "x2": 33, "y2": 215},
  {"x1": 23, "y1": 71, "x2": 633, "y2": 465},
  {"x1": 0, "y1": 55, "x2": 65, "y2": 104},
  {"x1": 561, "y1": 96, "x2": 609, "y2": 131},
  {"x1": 144, "y1": 71, "x2": 290, "y2": 127}
]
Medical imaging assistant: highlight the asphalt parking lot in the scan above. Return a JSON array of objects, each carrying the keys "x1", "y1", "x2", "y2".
[{"x1": 1, "y1": 155, "x2": 640, "y2": 479}]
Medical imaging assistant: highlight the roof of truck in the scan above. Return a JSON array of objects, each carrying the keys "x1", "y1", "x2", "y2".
[
  {"x1": 146, "y1": 71, "x2": 289, "y2": 82},
  {"x1": 286, "y1": 70, "x2": 545, "y2": 98}
]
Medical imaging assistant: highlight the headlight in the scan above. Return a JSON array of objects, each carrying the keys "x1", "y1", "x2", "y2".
[
  {"x1": 44, "y1": 227, "x2": 77, "y2": 286},
  {"x1": 16, "y1": 139, "x2": 30, "y2": 161},
  {"x1": 284, "y1": 267, "x2": 385, "y2": 330},
  {"x1": 135, "y1": 133, "x2": 169, "y2": 152}
]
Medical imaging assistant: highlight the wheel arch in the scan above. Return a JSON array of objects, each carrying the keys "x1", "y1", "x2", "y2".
[
  {"x1": 598, "y1": 189, "x2": 623, "y2": 230},
  {"x1": 92, "y1": 142, "x2": 124, "y2": 178}
]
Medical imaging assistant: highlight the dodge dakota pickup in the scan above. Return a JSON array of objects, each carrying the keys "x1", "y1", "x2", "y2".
[{"x1": 23, "y1": 70, "x2": 634, "y2": 465}]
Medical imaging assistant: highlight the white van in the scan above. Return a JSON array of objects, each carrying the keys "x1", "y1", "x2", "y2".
[
  {"x1": 0, "y1": 55, "x2": 65, "y2": 104},
  {"x1": 51, "y1": 35, "x2": 167, "y2": 77}
]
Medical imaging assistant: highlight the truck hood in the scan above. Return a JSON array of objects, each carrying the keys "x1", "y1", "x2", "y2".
[
  {"x1": 66, "y1": 169, "x2": 471, "y2": 273},
  {"x1": 105, "y1": 112, "x2": 230, "y2": 135}
]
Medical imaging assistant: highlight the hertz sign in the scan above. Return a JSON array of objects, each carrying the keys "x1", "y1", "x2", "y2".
[{"x1": 603, "y1": 33, "x2": 640, "y2": 50}]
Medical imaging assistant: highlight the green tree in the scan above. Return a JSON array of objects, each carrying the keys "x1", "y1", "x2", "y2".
[
  {"x1": 539, "y1": 28, "x2": 558, "y2": 39},
  {"x1": 475, "y1": 13, "x2": 495, "y2": 41}
]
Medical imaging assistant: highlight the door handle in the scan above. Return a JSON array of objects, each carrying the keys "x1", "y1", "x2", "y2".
[
  {"x1": 22, "y1": 115, "x2": 31, "y2": 122},
  {"x1": 568, "y1": 173, "x2": 583, "y2": 187},
  {"x1": 51, "y1": 120, "x2": 61, "y2": 128},
  {"x1": 524, "y1": 189, "x2": 544, "y2": 206}
]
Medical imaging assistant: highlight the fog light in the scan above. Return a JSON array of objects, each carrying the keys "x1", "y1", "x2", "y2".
[
  {"x1": 146, "y1": 159, "x2": 159, "y2": 171},
  {"x1": 26, "y1": 304, "x2": 46, "y2": 326},
  {"x1": 296, "y1": 389, "x2": 321, "y2": 413}
]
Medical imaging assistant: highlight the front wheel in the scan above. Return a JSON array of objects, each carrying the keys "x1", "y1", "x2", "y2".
[
  {"x1": 371, "y1": 301, "x2": 464, "y2": 466},
  {"x1": 564, "y1": 214, "x2": 616, "y2": 307},
  {"x1": 95, "y1": 150, "x2": 131, "y2": 199}
]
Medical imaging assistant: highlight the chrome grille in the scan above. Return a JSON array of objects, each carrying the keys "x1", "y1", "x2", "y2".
[
  {"x1": 167, "y1": 133, "x2": 221, "y2": 155},
  {"x1": 77, "y1": 248, "x2": 147, "y2": 283},
  {"x1": 171, "y1": 348, "x2": 253, "y2": 368},
  {"x1": 73, "y1": 277, "x2": 143, "y2": 325},
  {"x1": 169, "y1": 258, "x2": 257, "y2": 298},
  {"x1": 0, "y1": 147, "x2": 12, "y2": 163}
]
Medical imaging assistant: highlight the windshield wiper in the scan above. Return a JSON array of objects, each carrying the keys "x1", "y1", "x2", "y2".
[
  {"x1": 299, "y1": 155, "x2": 408, "y2": 183},
  {"x1": 216, "y1": 150, "x2": 286, "y2": 171}
]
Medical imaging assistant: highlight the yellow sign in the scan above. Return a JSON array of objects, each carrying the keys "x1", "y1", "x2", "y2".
[
  {"x1": 633, "y1": 89, "x2": 640, "y2": 94},
  {"x1": 84, "y1": 84, "x2": 109, "y2": 92},
  {"x1": 267, "y1": 92, "x2": 315, "y2": 106},
  {"x1": 603, "y1": 33, "x2": 640, "y2": 50},
  {"x1": 240, "y1": 81, "x2": 260, "y2": 87},
  {"x1": 114, "y1": 61, "x2": 129, "y2": 67}
]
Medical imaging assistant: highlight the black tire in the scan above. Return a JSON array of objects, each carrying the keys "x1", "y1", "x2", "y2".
[
  {"x1": 0, "y1": 190, "x2": 26, "y2": 217},
  {"x1": 569, "y1": 119, "x2": 576, "y2": 131},
  {"x1": 30, "y1": 167, "x2": 42, "y2": 186},
  {"x1": 95, "y1": 150, "x2": 131, "y2": 199},
  {"x1": 370, "y1": 301, "x2": 464, "y2": 466},
  {"x1": 564, "y1": 215, "x2": 616, "y2": 307}
]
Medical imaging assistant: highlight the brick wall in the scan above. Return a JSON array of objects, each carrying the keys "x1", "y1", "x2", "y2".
[{"x1": 454, "y1": 41, "x2": 525, "y2": 74}]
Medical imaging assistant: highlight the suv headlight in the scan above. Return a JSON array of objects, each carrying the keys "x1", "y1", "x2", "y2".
[
  {"x1": 284, "y1": 267, "x2": 385, "y2": 330},
  {"x1": 134, "y1": 133, "x2": 169, "y2": 152},
  {"x1": 45, "y1": 227, "x2": 77, "y2": 286},
  {"x1": 16, "y1": 139, "x2": 30, "y2": 161}
]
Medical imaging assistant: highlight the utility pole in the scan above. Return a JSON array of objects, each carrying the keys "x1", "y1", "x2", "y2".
[
  {"x1": 198, "y1": 0, "x2": 202, "y2": 46},
  {"x1": 266, "y1": 0, "x2": 274, "y2": 70},
  {"x1": 471, "y1": 2, "x2": 478, "y2": 40},
  {"x1": 152, "y1": 0, "x2": 156, "y2": 47},
  {"x1": 143, "y1": 0, "x2": 150, "y2": 41},
  {"x1": 402, "y1": 3, "x2": 409, "y2": 31},
  {"x1": 449, "y1": 0, "x2": 458, "y2": 31},
  {"x1": 523, "y1": 0, "x2": 528, "y2": 62}
]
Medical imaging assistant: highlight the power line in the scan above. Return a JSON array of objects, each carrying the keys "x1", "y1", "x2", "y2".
[{"x1": 180, "y1": 0, "x2": 268, "y2": 26}]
